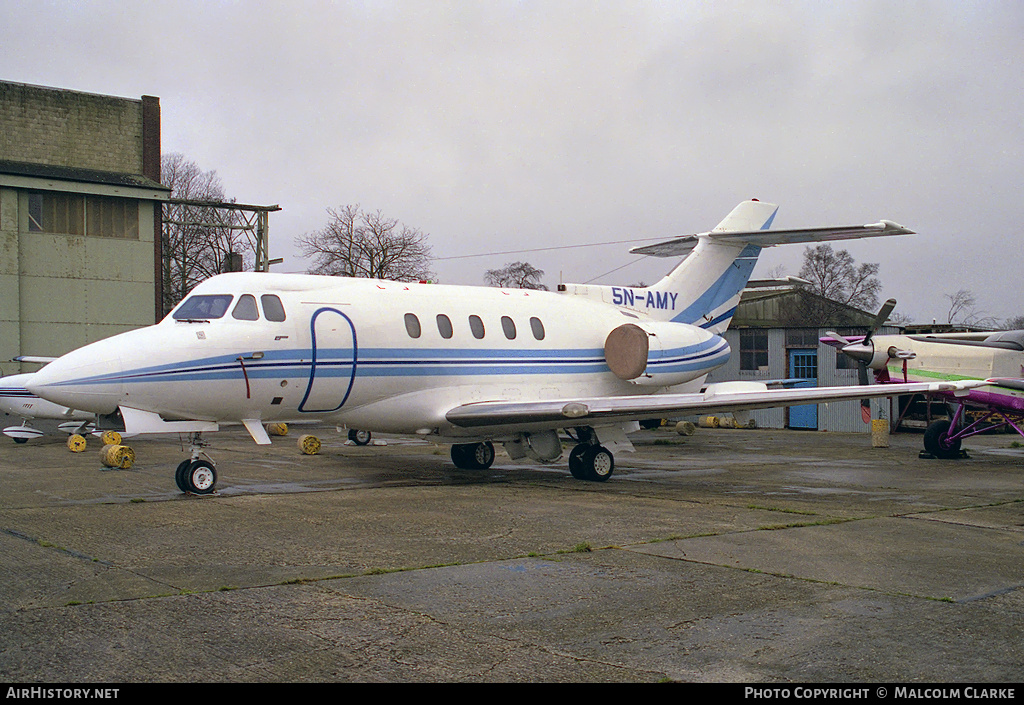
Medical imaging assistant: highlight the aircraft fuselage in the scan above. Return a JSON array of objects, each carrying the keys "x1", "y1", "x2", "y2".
[{"x1": 28, "y1": 272, "x2": 729, "y2": 440}]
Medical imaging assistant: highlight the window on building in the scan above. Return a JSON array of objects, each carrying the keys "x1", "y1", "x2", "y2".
[
  {"x1": 469, "y1": 315, "x2": 485, "y2": 339},
  {"x1": 739, "y1": 329, "x2": 769, "y2": 370},
  {"x1": 404, "y1": 313, "x2": 421, "y2": 338},
  {"x1": 87, "y1": 196, "x2": 139, "y2": 239},
  {"x1": 530, "y1": 317, "x2": 545, "y2": 340},
  {"x1": 436, "y1": 314, "x2": 453, "y2": 339},
  {"x1": 231, "y1": 294, "x2": 259, "y2": 320},
  {"x1": 785, "y1": 329, "x2": 820, "y2": 348},
  {"x1": 261, "y1": 295, "x2": 287, "y2": 322},
  {"x1": 501, "y1": 316, "x2": 516, "y2": 340},
  {"x1": 27, "y1": 192, "x2": 138, "y2": 239},
  {"x1": 28, "y1": 192, "x2": 85, "y2": 235}
]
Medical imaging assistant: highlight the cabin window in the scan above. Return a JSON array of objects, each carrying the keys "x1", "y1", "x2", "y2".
[
  {"x1": 530, "y1": 317, "x2": 545, "y2": 340},
  {"x1": 469, "y1": 315, "x2": 485, "y2": 339},
  {"x1": 261, "y1": 295, "x2": 287, "y2": 322},
  {"x1": 501, "y1": 316, "x2": 517, "y2": 340},
  {"x1": 404, "y1": 313, "x2": 422, "y2": 338},
  {"x1": 232, "y1": 294, "x2": 260, "y2": 320},
  {"x1": 173, "y1": 294, "x2": 234, "y2": 320},
  {"x1": 739, "y1": 329, "x2": 769, "y2": 371},
  {"x1": 436, "y1": 314, "x2": 454, "y2": 339}
]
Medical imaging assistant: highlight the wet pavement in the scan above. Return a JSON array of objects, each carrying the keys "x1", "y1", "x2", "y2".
[{"x1": 1, "y1": 424, "x2": 1022, "y2": 682}]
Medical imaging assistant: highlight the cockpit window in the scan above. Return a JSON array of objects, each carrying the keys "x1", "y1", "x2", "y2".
[
  {"x1": 261, "y1": 295, "x2": 287, "y2": 322},
  {"x1": 173, "y1": 294, "x2": 234, "y2": 320},
  {"x1": 232, "y1": 294, "x2": 259, "y2": 321}
]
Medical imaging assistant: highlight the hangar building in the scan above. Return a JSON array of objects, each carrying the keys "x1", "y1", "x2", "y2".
[
  {"x1": 0, "y1": 81, "x2": 169, "y2": 373},
  {"x1": 706, "y1": 284, "x2": 901, "y2": 432}
]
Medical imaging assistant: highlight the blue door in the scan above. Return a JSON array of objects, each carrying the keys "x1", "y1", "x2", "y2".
[{"x1": 788, "y1": 348, "x2": 818, "y2": 429}]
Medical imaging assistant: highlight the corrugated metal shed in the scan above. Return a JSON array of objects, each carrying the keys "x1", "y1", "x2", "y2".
[{"x1": 703, "y1": 286, "x2": 902, "y2": 432}]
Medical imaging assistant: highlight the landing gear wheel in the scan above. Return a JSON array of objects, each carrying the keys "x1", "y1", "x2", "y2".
[
  {"x1": 348, "y1": 429, "x2": 372, "y2": 446},
  {"x1": 582, "y1": 445, "x2": 614, "y2": 482},
  {"x1": 174, "y1": 460, "x2": 191, "y2": 493},
  {"x1": 184, "y1": 459, "x2": 217, "y2": 494},
  {"x1": 924, "y1": 419, "x2": 962, "y2": 459},
  {"x1": 451, "y1": 441, "x2": 495, "y2": 470},
  {"x1": 568, "y1": 444, "x2": 589, "y2": 480},
  {"x1": 13, "y1": 437, "x2": 27, "y2": 444}
]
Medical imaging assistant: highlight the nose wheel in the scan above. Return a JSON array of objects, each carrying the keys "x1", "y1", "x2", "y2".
[
  {"x1": 175, "y1": 458, "x2": 218, "y2": 494},
  {"x1": 175, "y1": 433, "x2": 218, "y2": 494}
]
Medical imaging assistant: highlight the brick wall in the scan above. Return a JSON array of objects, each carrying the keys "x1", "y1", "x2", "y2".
[{"x1": 0, "y1": 82, "x2": 144, "y2": 174}]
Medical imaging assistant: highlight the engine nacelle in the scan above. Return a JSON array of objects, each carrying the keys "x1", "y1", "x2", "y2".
[{"x1": 604, "y1": 321, "x2": 729, "y2": 387}]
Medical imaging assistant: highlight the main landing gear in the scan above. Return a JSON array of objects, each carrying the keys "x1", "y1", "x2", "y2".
[
  {"x1": 174, "y1": 433, "x2": 218, "y2": 495},
  {"x1": 449, "y1": 431, "x2": 616, "y2": 482},
  {"x1": 568, "y1": 443, "x2": 615, "y2": 482},
  {"x1": 450, "y1": 441, "x2": 496, "y2": 470}
]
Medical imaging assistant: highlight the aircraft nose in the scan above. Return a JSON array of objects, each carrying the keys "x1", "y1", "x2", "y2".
[{"x1": 25, "y1": 341, "x2": 124, "y2": 415}]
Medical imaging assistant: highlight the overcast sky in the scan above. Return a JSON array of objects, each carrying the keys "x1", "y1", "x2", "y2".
[{"x1": 2, "y1": 0, "x2": 1021, "y2": 324}]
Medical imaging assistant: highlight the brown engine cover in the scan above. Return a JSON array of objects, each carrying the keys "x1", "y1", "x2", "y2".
[{"x1": 604, "y1": 324, "x2": 650, "y2": 380}]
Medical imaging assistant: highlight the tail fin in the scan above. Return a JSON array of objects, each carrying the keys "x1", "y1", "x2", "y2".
[
  {"x1": 645, "y1": 200, "x2": 778, "y2": 332},
  {"x1": 558, "y1": 200, "x2": 912, "y2": 335},
  {"x1": 627, "y1": 201, "x2": 912, "y2": 333}
]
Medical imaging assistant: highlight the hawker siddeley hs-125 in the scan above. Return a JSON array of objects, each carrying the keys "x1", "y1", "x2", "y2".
[{"x1": 27, "y1": 200, "x2": 982, "y2": 493}]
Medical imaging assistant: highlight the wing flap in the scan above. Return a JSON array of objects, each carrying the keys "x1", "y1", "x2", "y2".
[{"x1": 445, "y1": 380, "x2": 984, "y2": 429}]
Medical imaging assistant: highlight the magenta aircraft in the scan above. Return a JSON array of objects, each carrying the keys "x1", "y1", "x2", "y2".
[{"x1": 831, "y1": 322, "x2": 1024, "y2": 458}]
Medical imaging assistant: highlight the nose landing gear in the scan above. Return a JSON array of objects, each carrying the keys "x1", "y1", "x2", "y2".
[{"x1": 175, "y1": 433, "x2": 218, "y2": 495}]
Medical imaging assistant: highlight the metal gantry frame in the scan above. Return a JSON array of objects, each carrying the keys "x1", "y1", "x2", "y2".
[{"x1": 163, "y1": 199, "x2": 282, "y2": 272}]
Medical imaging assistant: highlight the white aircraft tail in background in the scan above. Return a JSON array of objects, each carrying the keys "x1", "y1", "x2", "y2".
[{"x1": 28, "y1": 200, "x2": 979, "y2": 494}]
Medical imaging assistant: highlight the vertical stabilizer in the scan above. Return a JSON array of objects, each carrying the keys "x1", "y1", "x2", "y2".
[{"x1": 644, "y1": 200, "x2": 778, "y2": 333}]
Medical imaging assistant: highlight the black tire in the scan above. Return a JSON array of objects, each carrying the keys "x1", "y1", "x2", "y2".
[
  {"x1": 185, "y1": 459, "x2": 218, "y2": 494},
  {"x1": 451, "y1": 442, "x2": 495, "y2": 470},
  {"x1": 450, "y1": 443, "x2": 470, "y2": 468},
  {"x1": 12, "y1": 437, "x2": 28, "y2": 444},
  {"x1": 348, "y1": 429, "x2": 372, "y2": 446},
  {"x1": 568, "y1": 444, "x2": 589, "y2": 480},
  {"x1": 174, "y1": 460, "x2": 191, "y2": 492},
  {"x1": 923, "y1": 419, "x2": 962, "y2": 459},
  {"x1": 583, "y1": 445, "x2": 614, "y2": 482}
]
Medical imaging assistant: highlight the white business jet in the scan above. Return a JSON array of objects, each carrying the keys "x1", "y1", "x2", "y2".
[{"x1": 26, "y1": 200, "x2": 982, "y2": 493}]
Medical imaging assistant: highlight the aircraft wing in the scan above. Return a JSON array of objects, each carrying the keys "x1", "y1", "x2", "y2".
[
  {"x1": 631, "y1": 221, "x2": 913, "y2": 257},
  {"x1": 445, "y1": 379, "x2": 983, "y2": 429},
  {"x1": 986, "y1": 378, "x2": 1024, "y2": 392}
]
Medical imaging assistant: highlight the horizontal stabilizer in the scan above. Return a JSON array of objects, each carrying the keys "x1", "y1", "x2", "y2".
[{"x1": 631, "y1": 221, "x2": 914, "y2": 258}]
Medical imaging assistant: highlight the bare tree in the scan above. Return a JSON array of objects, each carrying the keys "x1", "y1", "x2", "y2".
[
  {"x1": 798, "y1": 244, "x2": 882, "y2": 311},
  {"x1": 1004, "y1": 315, "x2": 1024, "y2": 330},
  {"x1": 484, "y1": 261, "x2": 548, "y2": 290},
  {"x1": 161, "y1": 153, "x2": 247, "y2": 314},
  {"x1": 887, "y1": 310, "x2": 915, "y2": 327},
  {"x1": 944, "y1": 289, "x2": 999, "y2": 328},
  {"x1": 296, "y1": 205, "x2": 433, "y2": 281},
  {"x1": 944, "y1": 289, "x2": 976, "y2": 324}
]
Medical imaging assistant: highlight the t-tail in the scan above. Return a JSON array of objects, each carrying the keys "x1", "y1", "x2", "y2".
[{"x1": 561, "y1": 199, "x2": 913, "y2": 335}]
